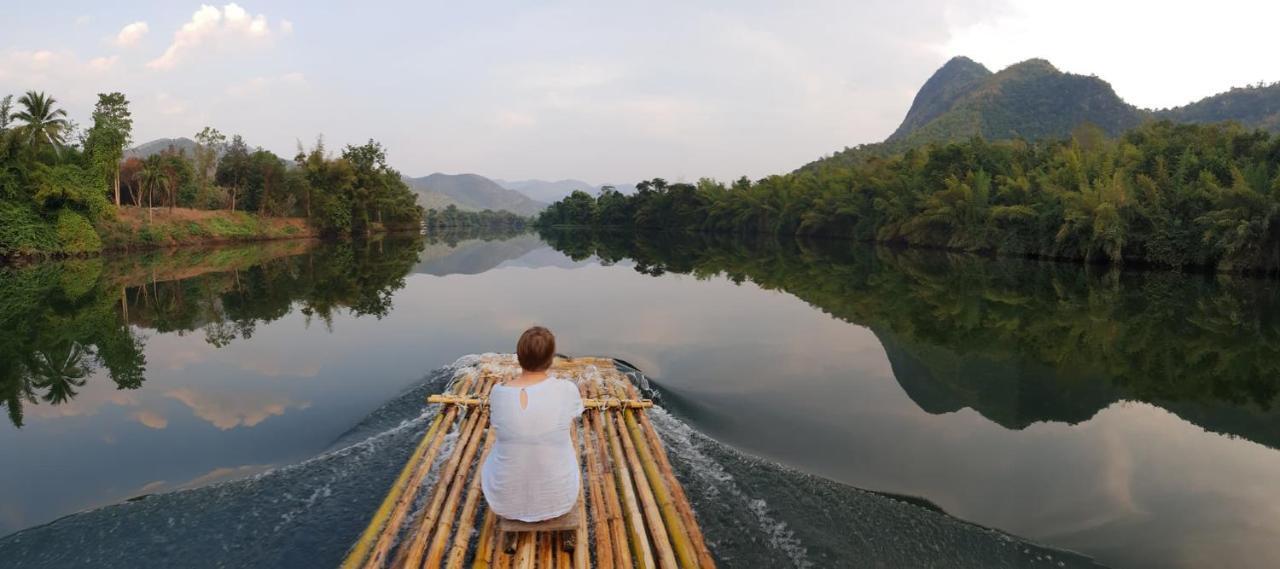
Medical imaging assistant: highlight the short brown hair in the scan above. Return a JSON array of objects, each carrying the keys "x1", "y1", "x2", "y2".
[{"x1": 516, "y1": 326, "x2": 556, "y2": 371}]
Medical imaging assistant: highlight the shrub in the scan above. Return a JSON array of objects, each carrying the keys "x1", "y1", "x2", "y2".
[
  {"x1": 0, "y1": 201, "x2": 59, "y2": 256},
  {"x1": 55, "y1": 210, "x2": 103, "y2": 255}
]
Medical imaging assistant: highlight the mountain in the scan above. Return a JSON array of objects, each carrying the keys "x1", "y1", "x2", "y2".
[
  {"x1": 404, "y1": 173, "x2": 546, "y2": 217},
  {"x1": 493, "y1": 179, "x2": 597, "y2": 203},
  {"x1": 887, "y1": 56, "x2": 993, "y2": 142},
  {"x1": 891, "y1": 57, "x2": 1143, "y2": 146},
  {"x1": 125, "y1": 137, "x2": 199, "y2": 159},
  {"x1": 1157, "y1": 82, "x2": 1280, "y2": 131},
  {"x1": 803, "y1": 56, "x2": 1280, "y2": 172}
]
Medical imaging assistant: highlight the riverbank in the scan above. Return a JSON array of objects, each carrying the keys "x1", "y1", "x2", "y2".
[{"x1": 1, "y1": 207, "x2": 428, "y2": 265}]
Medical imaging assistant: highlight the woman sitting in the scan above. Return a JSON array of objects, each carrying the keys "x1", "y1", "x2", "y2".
[{"x1": 481, "y1": 326, "x2": 584, "y2": 550}]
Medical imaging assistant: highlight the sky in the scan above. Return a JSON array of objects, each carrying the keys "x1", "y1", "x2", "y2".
[{"x1": 2, "y1": 0, "x2": 1277, "y2": 184}]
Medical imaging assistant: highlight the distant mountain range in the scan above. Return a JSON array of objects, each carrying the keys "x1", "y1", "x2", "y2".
[
  {"x1": 125, "y1": 137, "x2": 199, "y2": 159},
  {"x1": 403, "y1": 173, "x2": 547, "y2": 217},
  {"x1": 494, "y1": 179, "x2": 638, "y2": 202},
  {"x1": 805, "y1": 56, "x2": 1280, "y2": 170}
]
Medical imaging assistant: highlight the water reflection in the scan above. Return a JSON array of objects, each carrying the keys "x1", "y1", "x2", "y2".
[
  {"x1": 0, "y1": 238, "x2": 423, "y2": 428},
  {"x1": 541, "y1": 229, "x2": 1280, "y2": 446},
  {"x1": 2, "y1": 229, "x2": 1277, "y2": 568}
]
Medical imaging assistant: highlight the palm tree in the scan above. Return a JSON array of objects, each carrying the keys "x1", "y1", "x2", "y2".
[
  {"x1": 28, "y1": 343, "x2": 90, "y2": 405},
  {"x1": 139, "y1": 161, "x2": 163, "y2": 221},
  {"x1": 13, "y1": 91, "x2": 68, "y2": 157}
]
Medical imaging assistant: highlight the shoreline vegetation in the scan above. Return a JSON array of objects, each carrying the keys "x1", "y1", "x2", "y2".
[
  {"x1": 0, "y1": 90, "x2": 425, "y2": 263},
  {"x1": 537, "y1": 121, "x2": 1280, "y2": 275}
]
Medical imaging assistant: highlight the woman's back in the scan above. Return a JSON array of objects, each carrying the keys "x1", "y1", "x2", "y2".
[{"x1": 481, "y1": 377, "x2": 584, "y2": 522}]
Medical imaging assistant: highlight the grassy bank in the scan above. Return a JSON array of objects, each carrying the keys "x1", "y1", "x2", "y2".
[
  {"x1": 0, "y1": 207, "x2": 320, "y2": 263},
  {"x1": 97, "y1": 207, "x2": 314, "y2": 253}
]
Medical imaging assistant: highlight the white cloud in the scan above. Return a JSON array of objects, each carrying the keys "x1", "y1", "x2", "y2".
[
  {"x1": 88, "y1": 55, "x2": 119, "y2": 72},
  {"x1": 280, "y1": 19, "x2": 294, "y2": 35},
  {"x1": 148, "y1": 3, "x2": 283, "y2": 70},
  {"x1": 115, "y1": 21, "x2": 150, "y2": 47},
  {"x1": 225, "y1": 72, "x2": 306, "y2": 98}
]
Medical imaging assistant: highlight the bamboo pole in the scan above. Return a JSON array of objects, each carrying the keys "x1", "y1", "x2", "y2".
[
  {"x1": 600, "y1": 383, "x2": 656, "y2": 569},
  {"x1": 627, "y1": 385, "x2": 715, "y2": 569},
  {"x1": 624, "y1": 410, "x2": 699, "y2": 569},
  {"x1": 539, "y1": 533, "x2": 553, "y2": 568},
  {"x1": 587, "y1": 382, "x2": 632, "y2": 569},
  {"x1": 492, "y1": 524, "x2": 513, "y2": 569},
  {"x1": 470, "y1": 510, "x2": 497, "y2": 569},
  {"x1": 513, "y1": 532, "x2": 536, "y2": 569},
  {"x1": 343, "y1": 372, "x2": 474, "y2": 569},
  {"x1": 614, "y1": 409, "x2": 679, "y2": 569},
  {"x1": 425, "y1": 414, "x2": 494, "y2": 568},
  {"x1": 443, "y1": 434, "x2": 497, "y2": 569},
  {"x1": 576, "y1": 383, "x2": 614, "y2": 569},
  {"x1": 428, "y1": 394, "x2": 652, "y2": 409},
  {"x1": 568, "y1": 419, "x2": 590, "y2": 569},
  {"x1": 396, "y1": 379, "x2": 494, "y2": 568}
]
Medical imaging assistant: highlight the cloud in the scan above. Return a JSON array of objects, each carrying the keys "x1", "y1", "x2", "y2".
[
  {"x1": 225, "y1": 72, "x2": 306, "y2": 98},
  {"x1": 166, "y1": 388, "x2": 308, "y2": 430},
  {"x1": 88, "y1": 55, "x2": 119, "y2": 72},
  {"x1": 115, "y1": 21, "x2": 150, "y2": 47},
  {"x1": 132, "y1": 409, "x2": 169, "y2": 429},
  {"x1": 148, "y1": 3, "x2": 284, "y2": 70}
]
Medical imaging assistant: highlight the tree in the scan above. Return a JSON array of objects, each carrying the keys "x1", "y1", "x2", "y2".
[
  {"x1": 85, "y1": 92, "x2": 133, "y2": 206},
  {"x1": 215, "y1": 135, "x2": 251, "y2": 211},
  {"x1": 192, "y1": 126, "x2": 225, "y2": 198},
  {"x1": 0, "y1": 94, "x2": 12, "y2": 132},
  {"x1": 13, "y1": 91, "x2": 69, "y2": 158}
]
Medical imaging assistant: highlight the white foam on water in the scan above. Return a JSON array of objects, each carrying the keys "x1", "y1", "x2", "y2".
[{"x1": 648, "y1": 407, "x2": 813, "y2": 568}]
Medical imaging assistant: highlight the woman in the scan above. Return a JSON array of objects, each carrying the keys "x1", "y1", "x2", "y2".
[{"x1": 481, "y1": 326, "x2": 584, "y2": 539}]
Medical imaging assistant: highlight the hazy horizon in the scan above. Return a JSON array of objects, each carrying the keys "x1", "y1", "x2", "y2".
[{"x1": 4, "y1": 0, "x2": 1277, "y2": 183}]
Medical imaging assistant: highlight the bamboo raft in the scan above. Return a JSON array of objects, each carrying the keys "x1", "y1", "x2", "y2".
[{"x1": 340, "y1": 355, "x2": 715, "y2": 569}]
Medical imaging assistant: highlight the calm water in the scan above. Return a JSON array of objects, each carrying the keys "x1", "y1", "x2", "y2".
[{"x1": 1, "y1": 230, "x2": 1278, "y2": 568}]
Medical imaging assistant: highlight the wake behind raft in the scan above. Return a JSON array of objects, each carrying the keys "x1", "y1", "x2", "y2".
[{"x1": 340, "y1": 355, "x2": 716, "y2": 569}]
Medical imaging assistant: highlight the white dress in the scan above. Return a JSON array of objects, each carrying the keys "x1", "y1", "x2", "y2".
[{"x1": 481, "y1": 377, "x2": 585, "y2": 522}]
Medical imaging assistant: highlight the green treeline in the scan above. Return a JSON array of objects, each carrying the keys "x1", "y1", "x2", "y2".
[
  {"x1": 0, "y1": 236, "x2": 424, "y2": 427},
  {"x1": 541, "y1": 229, "x2": 1280, "y2": 446},
  {"x1": 423, "y1": 205, "x2": 530, "y2": 231},
  {"x1": 539, "y1": 121, "x2": 1280, "y2": 273},
  {"x1": 0, "y1": 89, "x2": 423, "y2": 259}
]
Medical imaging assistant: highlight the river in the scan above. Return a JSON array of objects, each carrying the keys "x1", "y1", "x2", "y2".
[{"x1": 1, "y1": 229, "x2": 1276, "y2": 568}]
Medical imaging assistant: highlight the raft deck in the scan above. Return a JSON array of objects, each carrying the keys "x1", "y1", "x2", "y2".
[{"x1": 341, "y1": 355, "x2": 715, "y2": 569}]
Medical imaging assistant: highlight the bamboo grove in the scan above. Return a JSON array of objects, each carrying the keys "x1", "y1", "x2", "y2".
[{"x1": 538, "y1": 121, "x2": 1280, "y2": 273}]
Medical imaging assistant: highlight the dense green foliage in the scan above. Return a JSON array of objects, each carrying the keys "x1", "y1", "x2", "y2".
[
  {"x1": 0, "y1": 236, "x2": 424, "y2": 427},
  {"x1": 541, "y1": 122, "x2": 1280, "y2": 273},
  {"x1": 0, "y1": 88, "x2": 425, "y2": 259},
  {"x1": 542, "y1": 230, "x2": 1280, "y2": 447},
  {"x1": 0, "y1": 91, "x2": 114, "y2": 257},
  {"x1": 423, "y1": 205, "x2": 529, "y2": 231}
]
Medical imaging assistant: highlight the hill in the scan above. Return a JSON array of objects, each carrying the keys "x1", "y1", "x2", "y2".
[
  {"x1": 892, "y1": 58, "x2": 1143, "y2": 146},
  {"x1": 125, "y1": 137, "x2": 199, "y2": 159},
  {"x1": 1157, "y1": 81, "x2": 1280, "y2": 131},
  {"x1": 803, "y1": 56, "x2": 1280, "y2": 172},
  {"x1": 404, "y1": 173, "x2": 546, "y2": 216}
]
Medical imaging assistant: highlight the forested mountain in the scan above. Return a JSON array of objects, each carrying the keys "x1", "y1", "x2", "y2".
[
  {"x1": 806, "y1": 56, "x2": 1280, "y2": 172},
  {"x1": 125, "y1": 137, "x2": 199, "y2": 159},
  {"x1": 891, "y1": 58, "x2": 1144, "y2": 147},
  {"x1": 1159, "y1": 82, "x2": 1280, "y2": 131},
  {"x1": 404, "y1": 173, "x2": 546, "y2": 216},
  {"x1": 887, "y1": 56, "x2": 993, "y2": 142}
]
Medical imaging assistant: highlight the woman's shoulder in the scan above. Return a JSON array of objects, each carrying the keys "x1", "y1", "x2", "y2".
[{"x1": 549, "y1": 377, "x2": 580, "y2": 393}]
